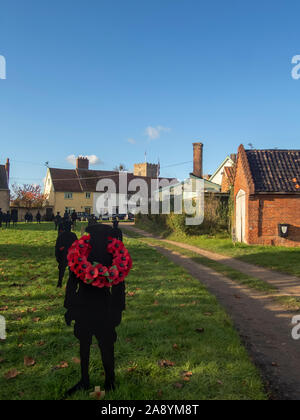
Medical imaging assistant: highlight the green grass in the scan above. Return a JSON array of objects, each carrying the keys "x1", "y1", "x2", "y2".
[
  {"x1": 137, "y1": 237, "x2": 276, "y2": 294},
  {"x1": 0, "y1": 223, "x2": 267, "y2": 400},
  {"x1": 135, "y1": 220, "x2": 300, "y2": 278},
  {"x1": 125, "y1": 226, "x2": 300, "y2": 313}
]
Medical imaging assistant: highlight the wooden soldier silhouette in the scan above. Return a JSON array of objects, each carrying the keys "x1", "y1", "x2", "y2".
[
  {"x1": 55, "y1": 221, "x2": 77, "y2": 288},
  {"x1": 64, "y1": 223, "x2": 126, "y2": 396}
]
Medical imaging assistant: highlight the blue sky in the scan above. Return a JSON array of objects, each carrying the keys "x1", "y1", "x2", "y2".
[{"x1": 1, "y1": 0, "x2": 300, "y2": 185}]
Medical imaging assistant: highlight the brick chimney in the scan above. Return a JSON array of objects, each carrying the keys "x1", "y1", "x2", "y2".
[
  {"x1": 5, "y1": 158, "x2": 9, "y2": 182},
  {"x1": 76, "y1": 156, "x2": 89, "y2": 170},
  {"x1": 193, "y1": 142, "x2": 203, "y2": 178},
  {"x1": 230, "y1": 153, "x2": 237, "y2": 163}
]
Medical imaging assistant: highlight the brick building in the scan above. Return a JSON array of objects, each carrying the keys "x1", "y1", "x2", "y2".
[
  {"x1": 234, "y1": 145, "x2": 300, "y2": 246},
  {"x1": 0, "y1": 159, "x2": 10, "y2": 212}
]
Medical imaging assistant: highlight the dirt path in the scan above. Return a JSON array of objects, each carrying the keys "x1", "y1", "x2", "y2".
[
  {"x1": 125, "y1": 225, "x2": 300, "y2": 297},
  {"x1": 123, "y1": 225, "x2": 300, "y2": 400}
]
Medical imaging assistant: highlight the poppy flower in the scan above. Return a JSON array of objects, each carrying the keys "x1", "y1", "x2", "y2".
[
  {"x1": 108, "y1": 265, "x2": 119, "y2": 282},
  {"x1": 85, "y1": 266, "x2": 99, "y2": 284}
]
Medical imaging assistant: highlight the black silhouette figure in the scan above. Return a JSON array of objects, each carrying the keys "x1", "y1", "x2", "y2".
[
  {"x1": 36, "y1": 211, "x2": 41, "y2": 224},
  {"x1": 111, "y1": 220, "x2": 123, "y2": 242},
  {"x1": 71, "y1": 210, "x2": 77, "y2": 227},
  {"x1": 55, "y1": 222, "x2": 77, "y2": 288},
  {"x1": 64, "y1": 223, "x2": 126, "y2": 396},
  {"x1": 54, "y1": 212, "x2": 62, "y2": 230},
  {"x1": 5, "y1": 211, "x2": 10, "y2": 228},
  {"x1": 0, "y1": 208, "x2": 3, "y2": 228}
]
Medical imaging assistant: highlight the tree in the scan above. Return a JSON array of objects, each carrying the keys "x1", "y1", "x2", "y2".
[{"x1": 11, "y1": 184, "x2": 49, "y2": 208}]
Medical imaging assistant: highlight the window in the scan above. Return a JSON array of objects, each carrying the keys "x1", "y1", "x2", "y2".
[
  {"x1": 64, "y1": 192, "x2": 73, "y2": 199},
  {"x1": 86, "y1": 192, "x2": 91, "y2": 199}
]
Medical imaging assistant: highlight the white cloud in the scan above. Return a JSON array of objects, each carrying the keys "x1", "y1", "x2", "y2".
[
  {"x1": 145, "y1": 125, "x2": 170, "y2": 140},
  {"x1": 66, "y1": 154, "x2": 102, "y2": 166},
  {"x1": 128, "y1": 138, "x2": 136, "y2": 144}
]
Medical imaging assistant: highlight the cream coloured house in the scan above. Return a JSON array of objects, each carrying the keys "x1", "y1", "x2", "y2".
[{"x1": 44, "y1": 157, "x2": 175, "y2": 216}]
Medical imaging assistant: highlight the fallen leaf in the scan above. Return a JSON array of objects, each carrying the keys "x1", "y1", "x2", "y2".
[
  {"x1": 36, "y1": 341, "x2": 45, "y2": 347},
  {"x1": 173, "y1": 344, "x2": 178, "y2": 350},
  {"x1": 181, "y1": 371, "x2": 193, "y2": 377},
  {"x1": 0, "y1": 306, "x2": 8, "y2": 311},
  {"x1": 4, "y1": 369, "x2": 21, "y2": 379},
  {"x1": 195, "y1": 328, "x2": 205, "y2": 333},
  {"x1": 72, "y1": 357, "x2": 81, "y2": 364},
  {"x1": 158, "y1": 360, "x2": 175, "y2": 368},
  {"x1": 174, "y1": 382, "x2": 183, "y2": 389},
  {"x1": 32, "y1": 317, "x2": 40, "y2": 323},
  {"x1": 127, "y1": 292, "x2": 135, "y2": 297},
  {"x1": 55, "y1": 361, "x2": 69, "y2": 369},
  {"x1": 127, "y1": 366, "x2": 137, "y2": 373},
  {"x1": 24, "y1": 356, "x2": 36, "y2": 367},
  {"x1": 153, "y1": 300, "x2": 159, "y2": 305}
]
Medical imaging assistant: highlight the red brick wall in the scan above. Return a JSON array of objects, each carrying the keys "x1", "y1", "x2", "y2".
[
  {"x1": 221, "y1": 173, "x2": 230, "y2": 193},
  {"x1": 233, "y1": 154, "x2": 251, "y2": 243},
  {"x1": 234, "y1": 147, "x2": 300, "y2": 247},
  {"x1": 248, "y1": 195, "x2": 300, "y2": 247}
]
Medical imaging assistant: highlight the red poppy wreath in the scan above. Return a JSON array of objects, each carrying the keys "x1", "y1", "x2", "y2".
[{"x1": 67, "y1": 235, "x2": 132, "y2": 288}]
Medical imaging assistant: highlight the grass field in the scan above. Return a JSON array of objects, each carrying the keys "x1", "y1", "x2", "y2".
[
  {"x1": 135, "y1": 220, "x2": 300, "y2": 278},
  {"x1": 0, "y1": 223, "x2": 266, "y2": 400}
]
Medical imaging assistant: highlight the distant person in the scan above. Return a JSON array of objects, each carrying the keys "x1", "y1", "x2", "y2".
[
  {"x1": 63, "y1": 210, "x2": 70, "y2": 221},
  {"x1": 0, "y1": 208, "x2": 3, "y2": 228},
  {"x1": 36, "y1": 211, "x2": 41, "y2": 224},
  {"x1": 25, "y1": 211, "x2": 30, "y2": 223},
  {"x1": 112, "y1": 220, "x2": 123, "y2": 242},
  {"x1": 11, "y1": 211, "x2": 18, "y2": 227},
  {"x1": 54, "y1": 212, "x2": 62, "y2": 230},
  {"x1": 88, "y1": 214, "x2": 97, "y2": 227},
  {"x1": 71, "y1": 210, "x2": 77, "y2": 228},
  {"x1": 55, "y1": 222, "x2": 77, "y2": 288},
  {"x1": 29, "y1": 212, "x2": 33, "y2": 223},
  {"x1": 5, "y1": 211, "x2": 10, "y2": 228}
]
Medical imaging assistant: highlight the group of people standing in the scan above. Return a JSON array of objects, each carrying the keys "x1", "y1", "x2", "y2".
[
  {"x1": 0, "y1": 209, "x2": 43, "y2": 228},
  {"x1": 54, "y1": 210, "x2": 78, "y2": 231},
  {"x1": 0, "y1": 208, "x2": 15, "y2": 228}
]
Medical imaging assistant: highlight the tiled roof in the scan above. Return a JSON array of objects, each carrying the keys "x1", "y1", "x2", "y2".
[
  {"x1": 49, "y1": 168, "x2": 176, "y2": 194},
  {"x1": 246, "y1": 149, "x2": 300, "y2": 193},
  {"x1": 224, "y1": 166, "x2": 235, "y2": 184},
  {"x1": 0, "y1": 165, "x2": 8, "y2": 190}
]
